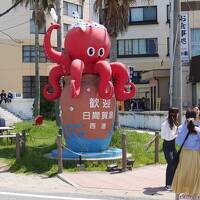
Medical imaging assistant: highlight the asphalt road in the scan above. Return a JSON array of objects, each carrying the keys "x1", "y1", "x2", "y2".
[
  {"x1": 0, "y1": 192, "x2": 105, "y2": 200},
  {"x1": 0, "y1": 191, "x2": 153, "y2": 200}
]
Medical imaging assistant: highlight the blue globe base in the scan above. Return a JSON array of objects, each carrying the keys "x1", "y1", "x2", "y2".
[{"x1": 51, "y1": 147, "x2": 122, "y2": 160}]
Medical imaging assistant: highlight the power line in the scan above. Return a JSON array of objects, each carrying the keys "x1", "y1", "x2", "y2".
[
  {"x1": 2, "y1": 20, "x2": 29, "y2": 31},
  {"x1": 0, "y1": 0, "x2": 23, "y2": 17},
  {"x1": 0, "y1": 30, "x2": 23, "y2": 43}
]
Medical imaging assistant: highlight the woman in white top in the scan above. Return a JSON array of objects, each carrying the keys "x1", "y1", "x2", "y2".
[{"x1": 161, "y1": 107, "x2": 179, "y2": 190}]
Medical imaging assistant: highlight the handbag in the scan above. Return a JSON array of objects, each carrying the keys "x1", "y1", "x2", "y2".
[{"x1": 172, "y1": 131, "x2": 190, "y2": 179}]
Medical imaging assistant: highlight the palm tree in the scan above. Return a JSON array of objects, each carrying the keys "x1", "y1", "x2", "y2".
[
  {"x1": 94, "y1": 0, "x2": 134, "y2": 62},
  {"x1": 13, "y1": 0, "x2": 55, "y2": 117},
  {"x1": 94, "y1": 0, "x2": 135, "y2": 129}
]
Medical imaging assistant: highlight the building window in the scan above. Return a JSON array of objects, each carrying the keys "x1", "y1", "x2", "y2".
[
  {"x1": 63, "y1": 1, "x2": 83, "y2": 18},
  {"x1": 30, "y1": 19, "x2": 46, "y2": 34},
  {"x1": 129, "y1": 6, "x2": 157, "y2": 25},
  {"x1": 117, "y1": 38, "x2": 158, "y2": 57},
  {"x1": 23, "y1": 76, "x2": 35, "y2": 98},
  {"x1": 191, "y1": 28, "x2": 200, "y2": 57},
  {"x1": 167, "y1": 5, "x2": 170, "y2": 23},
  {"x1": 63, "y1": 23, "x2": 70, "y2": 37},
  {"x1": 23, "y1": 76, "x2": 48, "y2": 98},
  {"x1": 22, "y1": 45, "x2": 48, "y2": 63}
]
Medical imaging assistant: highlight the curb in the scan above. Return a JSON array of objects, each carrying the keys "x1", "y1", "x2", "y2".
[
  {"x1": 0, "y1": 163, "x2": 9, "y2": 172},
  {"x1": 57, "y1": 173, "x2": 173, "y2": 200},
  {"x1": 57, "y1": 173, "x2": 80, "y2": 188}
]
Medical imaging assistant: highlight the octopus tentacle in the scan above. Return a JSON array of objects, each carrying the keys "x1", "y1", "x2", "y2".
[
  {"x1": 70, "y1": 59, "x2": 85, "y2": 98},
  {"x1": 43, "y1": 65, "x2": 66, "y2": 101},
  {"x1": 44, "y1": 23, "x2": 70, "y2": 74},
  {"x1": 110, "y1": 62, "x2": 136, "y2": 101},
  {"x1": 95, "y1": 61, "x2": 114, "y2": 99}
]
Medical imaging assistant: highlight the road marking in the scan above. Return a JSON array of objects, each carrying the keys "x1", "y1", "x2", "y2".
[{"x1": 0, "y1": 191, "x2": 104, "y2": 200}]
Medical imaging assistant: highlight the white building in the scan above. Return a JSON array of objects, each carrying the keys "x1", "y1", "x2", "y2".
[{"x1": 90, "y1": 0, "x2": 200, "y2": 110}]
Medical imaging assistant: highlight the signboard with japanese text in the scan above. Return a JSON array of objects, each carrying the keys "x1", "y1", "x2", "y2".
[{"x1": 180, "y1": 12, "x2": 190, "y2": 64}]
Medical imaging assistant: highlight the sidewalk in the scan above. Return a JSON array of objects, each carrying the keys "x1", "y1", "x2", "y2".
[{"x1": 58, "y1": 164, "x2": 175, "y2": 200}]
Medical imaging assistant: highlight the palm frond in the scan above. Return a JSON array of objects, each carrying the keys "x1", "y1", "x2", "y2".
[
  {"x1": 94, "y1": 0, "x2": 103, "y2": 12},
  {"x1": 32, "y1": 9, "x2": 46, "y2": 29},
  {"x1": 95, "y1": 0, "x2": 135, "y2": 37},
  {"x1": 13, "y1": 0, "x2": 56, "y2": 28}
]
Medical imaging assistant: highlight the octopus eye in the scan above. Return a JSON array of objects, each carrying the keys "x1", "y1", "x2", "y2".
[
  {"x1": 87, "y1": 47, "x2": 95, "y2": 56},
  {"x1": 98, "y1": 48, "x2": 105, "y2": 57}
]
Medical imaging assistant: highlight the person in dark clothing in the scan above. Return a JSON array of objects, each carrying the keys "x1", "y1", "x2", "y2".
[
  {"x1": 0, "y1": 90, "x2": 7, "y2": 104},
  {"x1": 161, "y1": 107, "x2": 179, "y2": 191},
  {"x1": 6, "y1": 91, "x2": 13, "y2": 103}
]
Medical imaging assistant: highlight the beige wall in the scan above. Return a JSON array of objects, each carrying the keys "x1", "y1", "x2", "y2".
[
  {"x1": 90, "y1": 0, "x2": 170, "y2": 70},
  {"x1": 88, "y1": 0, "x2": 199, "y2": 108},
  {"x1": 118, "y1": 0, "x2": 170, "y2": 100},
  {"x1": 0, "y1": 40, "x2": 22, "y2": 93},
  {"x1": 118, "y1": 0, "x2": 170, "y2": 70},
  {"x1": 89, "y1": 0, "x2": 171, "y2": 100},
  {"x1": 159, "y1": 77, "x2": 170, "y2": 110},
  {"x1": 189, "y1": 10, "x2": 200, "y2": 28},
  {"x1": 0, "y1": 0, "x2": 90, "y2": 96}
]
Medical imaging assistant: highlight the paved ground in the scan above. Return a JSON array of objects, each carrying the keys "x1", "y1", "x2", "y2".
[
  {"x1": 58, "y1": 164, "x2": 175, "y2": 200},
  {"x1": 0, "y1": 160, "x2": 175, "y2": 200}
]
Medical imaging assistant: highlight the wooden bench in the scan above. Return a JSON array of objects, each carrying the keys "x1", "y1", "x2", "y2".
[
  {"x1": 0, "y1": 134, "x2": 16, "y2": 138},
  {"x1": 0, "y1": 133, "x2": 17, "y2": 144}
]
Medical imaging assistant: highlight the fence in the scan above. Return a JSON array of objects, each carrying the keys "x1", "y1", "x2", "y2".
[
  {"x1": 119, "y1": 111, "x2": 167, "y2": 130},
  {"x1": 0, "y1": 130, "x2": 26, "y2": 162},
  {"x1": 10, "y1": 129, "x2": 161, "y2": 173},
  {"x1": 56, "y1": 130, "x2": 162, "y2": 174},
  {"x1": 15, "y1": 130, "x2": 26, "y2": 162}
]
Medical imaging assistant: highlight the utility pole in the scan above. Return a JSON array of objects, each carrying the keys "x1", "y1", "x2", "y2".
[
  {"x1": 55, "y1": 0, "x2": 62, "y2": 131},
  {"x1": 34, "y1": 0, "x2": 40, "y2": 117},
  {"x1": 169, "y1": 0, "x2": 174, "y2": 107},
  {"x1": 56, "y1": 0, "x2": 62, "y2": 52},
  {"x1": 169, "y1": 0, "x2": 182, "y2": 123}
]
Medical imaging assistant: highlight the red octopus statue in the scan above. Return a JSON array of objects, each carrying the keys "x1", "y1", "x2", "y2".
[{"x1": 43, "y1": 21, "x2": 136, "y2": 101}]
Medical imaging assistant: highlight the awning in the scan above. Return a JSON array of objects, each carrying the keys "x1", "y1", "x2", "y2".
[{"x1": 141, "y1": 69, "x2": 170, "y2": 81}]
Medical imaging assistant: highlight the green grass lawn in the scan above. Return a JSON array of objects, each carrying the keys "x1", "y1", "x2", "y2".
[{"x1": 0, "y1": 120, "x2": 165, "y2": 176}]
